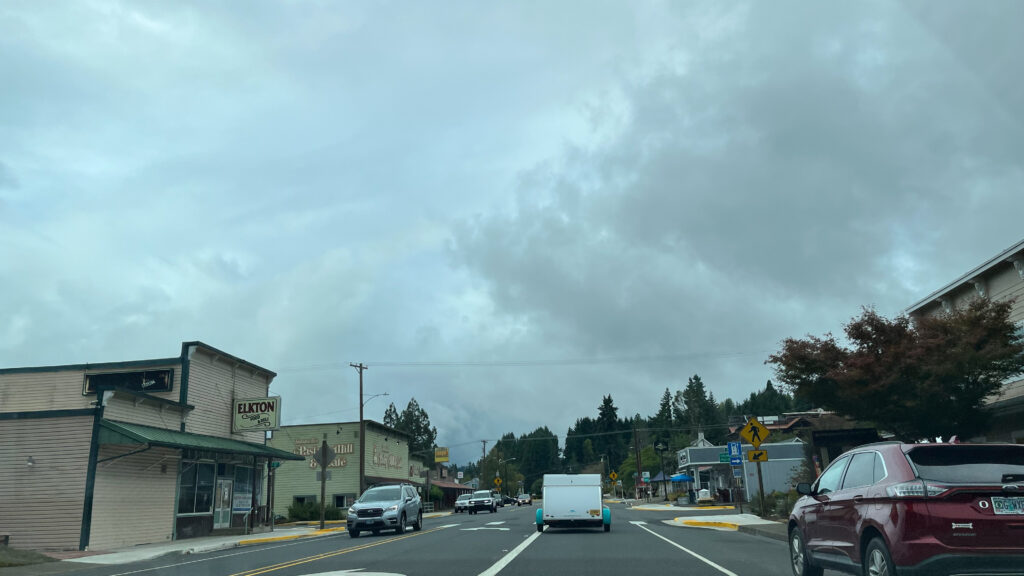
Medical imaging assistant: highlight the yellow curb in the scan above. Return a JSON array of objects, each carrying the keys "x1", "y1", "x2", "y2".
[
  {"x1": 238, "y1": 527, "x2": 346, "y2": 545},
  {"x1": 695, "y1": 505, "x2": 736, "y2": 510},
  {"x1": 679, "y1": 519, "x2": 739, "y2": 530}
]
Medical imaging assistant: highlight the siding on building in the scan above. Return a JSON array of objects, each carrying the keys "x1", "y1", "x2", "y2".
[
  {"x1": 268, "y1": 422, "x2": 411, "y2": 518},
  {"x1": 185, "y1": 347, "x2": 271, "y2": 443},
  {"x1": 0, "y1": 415, "x2": 93, "y2": 550},
  {"x1": 89, "y1": 446, "x2": 179, "y2": 550},
  {"x1": 103, "y1": 397, "x2": 185, "y2": 430},
  {"x1": 0, "y1": 366, "x2": 182, "y2": 413}
]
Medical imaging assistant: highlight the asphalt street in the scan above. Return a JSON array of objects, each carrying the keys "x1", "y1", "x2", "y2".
[{"x1": 44, "y1": 503, "x2": 802, "y2": 576}]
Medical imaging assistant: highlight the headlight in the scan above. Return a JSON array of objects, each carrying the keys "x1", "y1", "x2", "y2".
[
  {"x1": 347, "y1": 507, "x2": 357, "y2": 515},
  {"x1": 386, "y1": 505, "x2": 398, "y2": 512}
]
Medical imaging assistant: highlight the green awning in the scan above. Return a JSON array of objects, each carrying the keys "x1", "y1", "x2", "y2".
[{"x1": 100, "y1": 419, "x2": 304, "y2": 461}]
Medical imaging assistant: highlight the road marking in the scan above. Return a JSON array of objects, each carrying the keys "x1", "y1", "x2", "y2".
[
  {"x1": 440, "y1": 524, "x2": 460, "y2": 528},
  {"x1": 629, "y1": 521, "x2": 647, "y2": 525},
  {"x1": 634, "y1": 522, "x2": 738, "y2": 576},
  {"x1": 462, "y1": 527, "x2": 511, "y2": 531},
  {"x1": 476, "y1": 527, "x2": 543, "y2": 576},
  {"x1": 485, "y1": 521, "x2": 506, "y2": 525},
  {"x1": 227, "y1": 525, "x2": 453, "y2": 576}
]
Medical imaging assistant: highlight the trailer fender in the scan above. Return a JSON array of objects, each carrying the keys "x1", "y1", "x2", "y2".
[
  {"x1": 602, "y1": 507, "x2": 611, "y2": 525},
  {"x1": 536, "y1": 508, "x2": 544, "y2": 526}
]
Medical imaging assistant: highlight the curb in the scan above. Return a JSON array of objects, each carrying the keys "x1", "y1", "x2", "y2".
[
  {"x1": 736, "y1": 523, "x2": 788, "y2": 542},
  {"x1": 679, "y1": 520, "x2": 739, "y2": 530},
  {"x1": 238, "y1": 527, "x2": 346, "y2": 546}
]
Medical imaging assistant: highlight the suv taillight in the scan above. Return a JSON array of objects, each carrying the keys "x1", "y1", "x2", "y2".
[{"x1": 886, "y1": 480, "x2": 950, "y2": 498}]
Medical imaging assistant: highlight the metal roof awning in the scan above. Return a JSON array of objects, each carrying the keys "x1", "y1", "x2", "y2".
[{"x1": 99, "y1": 419, "x2": 304, "y2": 461}]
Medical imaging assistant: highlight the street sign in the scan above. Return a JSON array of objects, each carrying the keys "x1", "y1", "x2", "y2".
[
  {"x1": 316, "y1": 470, "x2": 332, "y2": 481},
  {"x1": 609, "y1": 471, "x2": 618, "y2": 481},
  {"x1": 311, "y1": 444, "x2": 337, "y2": 468},
  {"x1": 748, "y1": 450, "x2": 768, "y2": 462},
  {"x1": 457, "y1": 471, "x2": 464, "y2": 479},
  {"x1": 728, "y1": 442, "x2": 741, "y2": 457},
  {"x1": 733, "y1": 467, "x2": 743, "y2": 478},
  {"x1": 719, "y1": 453, "x2": 730, "y2": 463},
  {"x1": 494, "y1": 477, "x2": 502, "y2": 486},
  {"x1": 641, "y1": 471, "x2": 650, "y2": 482},
  {"x1": 740, "y1": 417, "x2": 770, "y2": 449}
]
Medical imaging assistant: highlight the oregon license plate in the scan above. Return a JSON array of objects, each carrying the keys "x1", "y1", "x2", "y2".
[{"x1": 991, "y1": 496, "x2": 1024, "y2": 515}]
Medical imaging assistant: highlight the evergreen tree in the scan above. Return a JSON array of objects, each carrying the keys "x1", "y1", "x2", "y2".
[{"x1": 382, "y1": 402, "x2": 400, "y2": 429}]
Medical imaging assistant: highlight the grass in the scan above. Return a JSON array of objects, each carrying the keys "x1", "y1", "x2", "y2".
[{"x1": 0, "y1": 546, "x2": 58, "y2": 568}]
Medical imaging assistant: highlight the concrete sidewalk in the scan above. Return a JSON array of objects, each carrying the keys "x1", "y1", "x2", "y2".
[{"x1": 0, "y1": 511, "x2": 454, "y2": 575}]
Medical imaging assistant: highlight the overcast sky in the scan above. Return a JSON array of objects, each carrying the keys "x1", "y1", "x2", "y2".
[{"x1": 3, "y1": 1, "x2": 1023, "y2": 464}]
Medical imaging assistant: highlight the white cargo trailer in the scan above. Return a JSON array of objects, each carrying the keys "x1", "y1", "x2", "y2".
[{"x1": 536, "y1": 474, "x2": 610, "y2": 532}]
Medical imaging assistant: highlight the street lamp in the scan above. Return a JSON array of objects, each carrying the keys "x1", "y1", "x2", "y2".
[
  {"x1": 655, "y1": 443, "x2": 668, "y2": 501},
  {"x1": 498, "y1": 457, "x2": 516, "y2": 497}
]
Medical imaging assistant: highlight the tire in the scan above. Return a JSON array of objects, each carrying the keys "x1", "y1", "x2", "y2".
[
  {"x1": 413, "y1": 511, "x2": 423, "y2": 531},
  {"x1": 863, "y1": 537, "x2": 894, "y2": 576},
  {"x1": 789, "y1": 528, "x2": 824, "y2": 576},
  {"x1": 604, "y1": 523, "x2": 610, "y2": 532},
  {"x1": 536, "y1": 523, "x2": 543, "y2": 533},
  {"x1": 349, "y1": 530, "x2": 360, "y2": 538},
  {"x1": 395, "y1": 514, "x2": 406, "y2": 534}
]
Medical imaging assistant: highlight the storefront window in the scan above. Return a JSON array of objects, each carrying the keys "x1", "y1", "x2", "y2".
[
  {"x1": 178, "y1": 461, "x2": 216, "y2": 515},
  {"x1": 233, "y1": 466, "x2": 253, "y2": 512}
]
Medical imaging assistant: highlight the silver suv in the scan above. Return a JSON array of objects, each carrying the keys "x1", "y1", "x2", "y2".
[{"x1": 346, "y1": 483, "x2": 422, "y2": 537}]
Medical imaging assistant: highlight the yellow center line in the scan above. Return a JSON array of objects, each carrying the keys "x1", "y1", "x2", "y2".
[{"x1": 227, "y1": 526, "x2": 448, "y2": 576}]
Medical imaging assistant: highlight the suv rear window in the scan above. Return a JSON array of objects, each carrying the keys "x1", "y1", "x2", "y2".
[{"x1": 907, "y1": 445, "x2": 1024, "y2": 483}]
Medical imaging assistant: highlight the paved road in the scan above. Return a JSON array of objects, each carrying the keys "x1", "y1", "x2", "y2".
[{"x1": 56, "y1": 503, "x2": 802, "y2": 576}]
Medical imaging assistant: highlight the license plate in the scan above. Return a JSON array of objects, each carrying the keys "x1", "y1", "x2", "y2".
[{"x1": 991, "y1": 496, "x2": 1024, "y2": 515}]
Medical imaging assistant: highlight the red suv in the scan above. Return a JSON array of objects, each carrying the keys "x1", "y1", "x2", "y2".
[{"x1": 788, "y1": 442, "x2": 1024, "y2": 576}]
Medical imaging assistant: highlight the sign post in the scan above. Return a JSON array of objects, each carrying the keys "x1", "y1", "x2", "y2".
[
  {"x1": 317, "y1": 437, "x2": 331, "y2": 530},
  {"x1": 739, "y1": 417, "x2": 771, "y2": 517}
]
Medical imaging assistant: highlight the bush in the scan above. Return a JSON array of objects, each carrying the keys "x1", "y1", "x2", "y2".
[
  {"x1": 750, "y1": 489, "x2": 801, "y2": 518},
  {"x1": 287, "y1": 502, "x2": 344, "y2": 521}
]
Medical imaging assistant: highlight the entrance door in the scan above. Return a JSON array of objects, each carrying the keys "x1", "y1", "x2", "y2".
[{"x1": 214, "y1": 479, "x2": 233, "y2": 529}]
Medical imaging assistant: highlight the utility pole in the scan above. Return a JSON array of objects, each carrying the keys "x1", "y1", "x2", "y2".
[
  {"x1": 481, "y1": 440, "x2": 487, "y2": 460},
  {"x1": 350, "y1": 363, "x2": 368, "y2": 495},
  {"x1": 319, "y1": 434, "x2": 328, "y2": 530}
]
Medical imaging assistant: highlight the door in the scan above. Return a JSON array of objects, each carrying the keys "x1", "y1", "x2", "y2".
[{"x1": 214, "y1": 479, "x2": 233, "y2": 529}]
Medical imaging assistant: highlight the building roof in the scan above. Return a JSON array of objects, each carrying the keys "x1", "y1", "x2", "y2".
[
  {"x1": 184, "y1": 341, "x2": 277, "y2": 379},
  {"x1": 100, "y1": 419, "x2": 304, "y2": 460},
  {"x1": 906, "y1": 238, "x2": 1024, "y2": 314}
]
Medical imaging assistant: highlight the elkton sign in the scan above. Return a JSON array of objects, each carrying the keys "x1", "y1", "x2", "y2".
[{"x1": 232, "y1": 396, "x2": 282, "y2": 432}]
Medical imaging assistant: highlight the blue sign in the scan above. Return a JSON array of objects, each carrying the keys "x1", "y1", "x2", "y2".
[{"x1": 728, "y1": 441, "x2": 742, "y2": 465}]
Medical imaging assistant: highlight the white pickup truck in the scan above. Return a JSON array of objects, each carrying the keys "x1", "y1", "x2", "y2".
[{"x1": 535, "y1": 474, "x2": 610, "y2": 532}]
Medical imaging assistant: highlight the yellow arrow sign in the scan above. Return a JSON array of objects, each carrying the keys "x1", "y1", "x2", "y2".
[
  {"x1": 739, "y1": 417, "x2": 770, "y2": 449},
  {"x1": 494, "y1": 477, "x2": 502, "y2": 486},
  {"x1": 609, "y1": 471, "x2": 618, "y2": 481},
  {"x1": 748, "y1": 450, "x2": 768, "y2": 462}
]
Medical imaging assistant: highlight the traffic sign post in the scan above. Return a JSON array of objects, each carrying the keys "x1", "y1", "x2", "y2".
[
  {"x1": 739, "y1": 418, "x2": 770, "y2": 517},
  {"x1": 494, "y1": 477, "x2": 502, "y2": 487},
  {"x1": 728, "y1": 441, "x2": 742, "y2": 466},
  {"x1": 609, "y1": 471, "x2": 618, "y2": 481},
  {"x1": 719, "y1": 453, "x2": 730, "y2": 463}
]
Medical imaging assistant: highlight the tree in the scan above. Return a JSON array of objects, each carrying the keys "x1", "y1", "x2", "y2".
[
  {"x1": 767, "y1": 299, "x2": 1024, "y2": 440},
  {"x1": 651, "y1": 388, "x2": 674, "y2": 446},
  {"x1": 382, "y1": 403, "x2": 400, "y2": 429},
  {"x1": 393, "y1": 398, "x2": 438, "y2": 462}
]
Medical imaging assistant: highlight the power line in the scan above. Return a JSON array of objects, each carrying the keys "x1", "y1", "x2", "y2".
[{"x1": 275, "y1": 350, "x2": 771, "y2": 373}]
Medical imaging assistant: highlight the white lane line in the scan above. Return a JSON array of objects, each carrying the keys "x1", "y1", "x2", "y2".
[
  {"x1": 105, "y1": 535, "x2": 339, "y2": 576},
  {"x1": 476, "y1": 527, "x2": 544, "y2": 576},
  {"x1": 634, "y1": 522, "x2": 738, "y2": 576},
  {"x1": 485, "y1": 521, "x2": 506, "y2": 526}
]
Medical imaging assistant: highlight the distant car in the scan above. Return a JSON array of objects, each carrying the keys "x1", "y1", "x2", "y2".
[
  {"x1": 518, "y1": 493, "x2": 532, "y2": 506},
  {"x1": 469, "y1": 489, "x2": 497, "y2": 514},
  {"x1": 493, "y1": 491, "x2": 505, "y2": 507},
  {"x1": 789, "y1": 441, "x2": 1024, "y2": 576},
  {"x1": 346, "y1": 483, "x2": 422, "y2": 538},
  {"x1": 454, "y1": 493, "x2": 471, "y2": 513},
  {"x1": 503, "y1": 494, "x2": 517, "y2": 506}
]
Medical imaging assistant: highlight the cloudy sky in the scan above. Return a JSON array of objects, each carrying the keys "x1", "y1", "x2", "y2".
[{"x1": 3, "y1": 1, "x2": 1023, "y2": 464}]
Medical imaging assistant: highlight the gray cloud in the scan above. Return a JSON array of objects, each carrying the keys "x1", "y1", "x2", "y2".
[{"x1": 2, "y1": 1, "x2": 1023, "y2": 464}]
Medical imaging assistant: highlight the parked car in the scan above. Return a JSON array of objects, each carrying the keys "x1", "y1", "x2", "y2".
[
  {"x1": 454, "y1": 493, "x2": 471, "y2": 513},
  {"x1": 493, "y1": 491, "x2": 505, "y2": 507},
  {"x1": 503, "y1": 494, "x2": 518, "y2": 506},
  {"x1": 347, "y1": 483, "x2": 422, "y2": 538},
  {"x1": 518, "y1": 493, "x2": 533, "y2": 506},
  {"x1": 468, "y1": 489, "x2": 497, "y2": 514},
  {"x1": 788, "y1": 441, "x2": 1024, "y2": 576}
]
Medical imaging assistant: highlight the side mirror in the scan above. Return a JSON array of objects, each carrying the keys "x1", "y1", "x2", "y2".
[{"x1": 796, "y1": 483, "x2": 812, "y2": 495}]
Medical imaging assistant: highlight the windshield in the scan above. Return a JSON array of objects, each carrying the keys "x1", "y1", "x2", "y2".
[
  {"x1": 908, "y1": 446, "x2": 1024, "y2": 484},
  {"x1": 358, "y1": 487, "x2": 402, "y2": 503},
  {"x1": 472, "y1": 491, "x2": 491, "y2": 498},
  {"x1": 457, "y1": 494, "x2": 471, "y2": 501}
]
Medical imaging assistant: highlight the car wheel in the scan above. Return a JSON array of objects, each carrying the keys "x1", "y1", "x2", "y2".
[
  {"x1": 414, "y1": 511, "x2": 423, "y2": 531},
  {"x1": 789, "y1": 527, "x2": 823, "y2": 576},
  {"x1": 349, "y1": 530, "x2": 360, "y2": 538},
  {"x1": 396, "y1": 514, "x2": 406, "y2": 534},
  {"x1": 536, "y1": 523, "x2": 543, "y2": 533},
  {"x1": 863, "y1": 538, "x2": 894, "y2": 576}
]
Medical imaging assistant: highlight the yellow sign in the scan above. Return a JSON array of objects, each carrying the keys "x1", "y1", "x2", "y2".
[
  {"x1": 608, "y1": 471, "x2": 618, "y2": 481},
  {"x1": 434, "y1": 447, "x2": 449, "y2": 463},
  {"x1": 494, "y1": 477, "x2": 502, "y2": 486},
  {"x1": 748, "y1": 450, "x2": 768, "y2": 462},
  {"x1": 739, "y1": 417, "x2": 770, "y2": 449}
]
